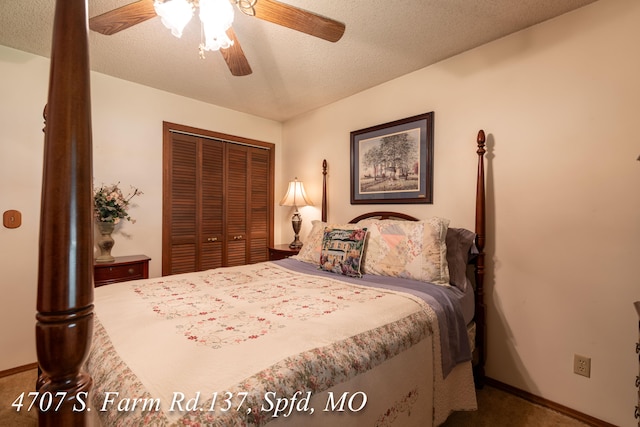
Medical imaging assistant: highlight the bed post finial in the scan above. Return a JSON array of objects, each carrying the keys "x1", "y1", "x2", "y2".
[
  {"x1": 36, "y1": 0, "x2": 94, "y2": 424},
  {"x1": 474, "y1": 129, "x2": 486, "y2": 388},
  {"x1": 477, "y1": 130, "x2": 486, "y2": 153},
  {"x1": 322, "y1": 159, "x2": 328, "y2": 222}
]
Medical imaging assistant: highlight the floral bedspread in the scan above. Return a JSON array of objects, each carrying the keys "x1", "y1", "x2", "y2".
[{"x1": 87, "y1": 261, "x2": 440, "y2": 426}]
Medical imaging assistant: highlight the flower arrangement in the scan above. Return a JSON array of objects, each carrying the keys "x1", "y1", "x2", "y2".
[{"x1": 93, "y1": 182, "x2": 143, "y2": 224}]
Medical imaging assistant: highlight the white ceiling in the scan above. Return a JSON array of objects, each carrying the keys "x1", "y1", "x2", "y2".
[{"x1": 0, "y1": 0, "x2": 597, "y2": 122}]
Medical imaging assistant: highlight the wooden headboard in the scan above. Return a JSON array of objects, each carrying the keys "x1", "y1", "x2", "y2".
[
  {"x1": 35, "y1": 1, "x2": 487, "y2": 423},
  {"x1": 349, "y1": 211, "x2": 420, "y2": 223}
]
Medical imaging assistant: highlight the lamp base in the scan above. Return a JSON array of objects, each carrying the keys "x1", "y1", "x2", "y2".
[
  {"x1": 289, "y1": 211, "x2": 303, "y2": 250},
  {"x1": 289, "y1": 238, "x2": 303, "y2": 249}
]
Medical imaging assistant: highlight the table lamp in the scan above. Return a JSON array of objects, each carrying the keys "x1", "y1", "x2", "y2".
[{"x1": 279, "y1": 178, "x2": 313, "y2": 249}]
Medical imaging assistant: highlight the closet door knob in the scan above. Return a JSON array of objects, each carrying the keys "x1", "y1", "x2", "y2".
[
  {"x1": 233, "y1": 235, "x2": 243, "y2": 240},
  {"x1": 207, "y1": 237, "x2": 218, "y2": 242}
]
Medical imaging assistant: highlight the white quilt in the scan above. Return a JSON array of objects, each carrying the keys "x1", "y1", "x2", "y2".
[{"x1": 86, "y1": 261, "x2": 476, "y2": 426}]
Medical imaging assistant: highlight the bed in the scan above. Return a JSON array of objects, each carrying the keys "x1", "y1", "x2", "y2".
[{"x1": 35, "y1": 2, "x2": 487, "y2": 426}]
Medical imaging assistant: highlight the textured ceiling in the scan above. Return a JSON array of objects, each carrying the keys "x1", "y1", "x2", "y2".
[{"x1": 0, "y1": 0, "x2": 597, "y2": 122}]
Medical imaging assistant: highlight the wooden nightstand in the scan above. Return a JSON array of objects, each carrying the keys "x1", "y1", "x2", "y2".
[
  {"x1": 94, "y1": 255, "x2": 151, "y2": 287},
  {"x1": 268, "y1": 244, "x2": 301, "y2": 261}
]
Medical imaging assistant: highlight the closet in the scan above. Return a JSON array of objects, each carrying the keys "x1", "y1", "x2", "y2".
[{"x1": 162, "y1": 122, "x2": 274, "y2": 276}]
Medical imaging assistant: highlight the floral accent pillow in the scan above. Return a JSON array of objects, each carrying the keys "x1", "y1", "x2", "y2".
[
  {"x1": 359, "y1": 217, "x2": 450, "y2": 286},
  {"x1": 293, "y1": 221, "x2": 363, "y2": 265},
  {"x1": 319, "y1": 227, "x2": 368, "y2": 278}
]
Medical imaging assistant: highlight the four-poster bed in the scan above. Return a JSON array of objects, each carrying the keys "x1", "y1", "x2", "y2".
[
  {"x1": 36, "y1": 1, "x2": 94, "y2": 426},
  {"x1": 36, "y1": 1, "x2": 487, "y2": 426}
]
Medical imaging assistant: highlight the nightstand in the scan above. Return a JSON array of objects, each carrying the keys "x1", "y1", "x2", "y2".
[
  {"x1": 94, "y1": 255, "x2": 151, "y2": 287},
  {"x1": 268, "y1": 244, "x2": 301, "y2": 261}
]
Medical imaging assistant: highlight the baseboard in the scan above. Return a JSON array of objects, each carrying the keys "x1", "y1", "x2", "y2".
[
  {"x1": 485, "y1": 377, "x2": 617, "y2": 427},
  {"x1": 0, "y1": 362, "x2": 38, "y2": 379}
]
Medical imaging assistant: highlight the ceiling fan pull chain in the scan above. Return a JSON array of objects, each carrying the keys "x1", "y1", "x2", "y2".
[{"x1": 234, "y1": 0, "x2": 257, "y2": 16}]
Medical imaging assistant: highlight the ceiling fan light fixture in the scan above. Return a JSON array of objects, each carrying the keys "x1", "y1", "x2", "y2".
[
  {"x1": 199, "y1": 0, "x2": 235, "y2": 51},
  {"x1": 89, "y1": 0, "x2": 344, "y2": 76},
  {"x1": 154, "y1": 0, "x2": 195, "y2": 38}
]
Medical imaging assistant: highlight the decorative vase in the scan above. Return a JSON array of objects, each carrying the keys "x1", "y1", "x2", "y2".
[{"x1": 96, "y1": 221, "x2": 115, "y2": 263}]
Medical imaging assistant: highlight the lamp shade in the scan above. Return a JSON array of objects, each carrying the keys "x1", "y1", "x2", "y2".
[
  {"x1": 199, "y1": 0, "x2": 235, "y2": 51},
  {"x1": 154, "y1": 0, "x2": 194, "y2": 38},
  {"x1": 279, "y1": 178, "x2": 313, "y2": 208}
]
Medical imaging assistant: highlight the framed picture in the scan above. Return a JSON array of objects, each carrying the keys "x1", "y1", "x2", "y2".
[{"x1": 350, "y1": 112, "x2": 434, "y2": 204}]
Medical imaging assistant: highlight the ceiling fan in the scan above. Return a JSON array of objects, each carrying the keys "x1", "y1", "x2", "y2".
[{"x1": 89, "y1": 0, "x2": 346, "y2": 76}]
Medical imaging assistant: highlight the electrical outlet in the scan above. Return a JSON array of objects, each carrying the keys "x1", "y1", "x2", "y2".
[{"x1": 573, "y1": 354, "x2": 591, "y2": 378}]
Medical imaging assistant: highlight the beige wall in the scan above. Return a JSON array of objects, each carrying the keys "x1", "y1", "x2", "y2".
[
  {"x1": 280, "y1": 1, "x2": 639, "y2": 425},
  {"x1": 1, "y1": 0, "x2": 639, "y2": 425},
  {"x1": 0, "y1": 46, "x2": 283, "y2": 371}
]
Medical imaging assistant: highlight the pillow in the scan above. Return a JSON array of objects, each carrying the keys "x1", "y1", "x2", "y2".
[
  {"x1": 360, "y1": 217, "x2": 450, "y2": 286},
  {"x1": 292, "y1": 220, "x2": 326, "y2": 264},
  {"x1": 445, "y1": 227, "x2": 477, "y2": 292},
  {"x1": 293, "y1": 220, "x2": 362, "y2": 265},
  {"x1": 319, "y1": 227, "x2": 368, "y2": 277}
]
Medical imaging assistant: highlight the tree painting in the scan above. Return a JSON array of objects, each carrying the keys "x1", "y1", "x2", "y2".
[{"x1": 358, "y1": 128, "x2": 421, "y2": 193}]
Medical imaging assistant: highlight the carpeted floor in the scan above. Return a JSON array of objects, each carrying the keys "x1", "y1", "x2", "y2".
[
  {"x1": 0, "y1": 369, "x2": 38, "y2": 426},
  {"x1": 441, "y1": 384, "x2": 590, "y2": 427},
  {"x1": 0, "y1": 369, "x2": 590, "y2": 426}
]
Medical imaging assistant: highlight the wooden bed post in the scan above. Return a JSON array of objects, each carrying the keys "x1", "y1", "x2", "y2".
[
  {"x1": 36, "y1": 0, "x2": 94, "y2": 425},
  {"x1": 322, "y1": 159, "x2": 328, "y2": 222},
  {"x1": 474, "y1": 129, "x2": 487, "y2": 388}
]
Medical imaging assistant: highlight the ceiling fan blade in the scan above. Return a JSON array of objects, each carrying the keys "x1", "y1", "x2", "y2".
[
  {"x1": 220, "y1": 28, "x2": 253, "y2": 76},
  {"x1": 253, "y1": 0, "x2": 345, "y2": 43},
  {"x1": 89, "y1": 0, "x2": 157, "y2": 35}
]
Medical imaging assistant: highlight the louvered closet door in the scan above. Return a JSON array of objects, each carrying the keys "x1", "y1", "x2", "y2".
[
  {"x1": 224, "y1": 144, "x2": 271, "y2": 266},
  {"x1": 165, "y1": 134, "x2": 224, "y2": 274},
  {"x1": 226, "y1": 144, "x2": 248, "y2": 266},
  {"x1": 249, "y1": 148, "x2": 270, "y2": 263},
  {"x1": 163, "y1": 122, "x2": 274, "y2": 276},
  {"x1": 167, "y1": 133, "x2": 199, "y2": 274},
  {"x1": 201, "y1": 139, "x2": 224, "y2": 270}
]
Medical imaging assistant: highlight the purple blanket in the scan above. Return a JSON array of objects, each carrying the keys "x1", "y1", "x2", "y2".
[{"x1": 275, "y1": 258, "x2": 472, "y2": 377}]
